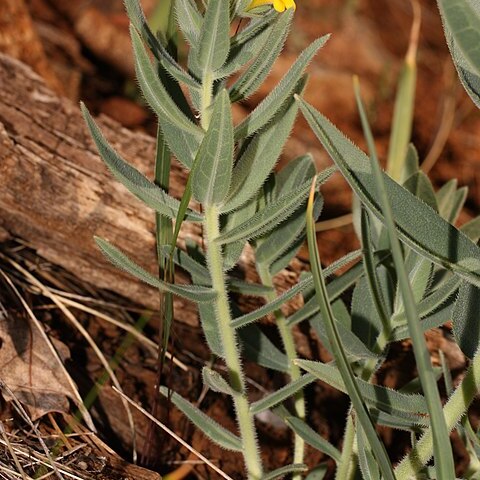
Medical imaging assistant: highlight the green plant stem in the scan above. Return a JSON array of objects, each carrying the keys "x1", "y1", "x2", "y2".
[
  {"x1": 204, "y1": 205, "x2": 263, "y2": 480},
  {"x1": 395, "y1": 348, "x2": 480, "y2": 478},
  {"x1": 335, "y1": 415, "x2": 357, "y2": 480},
  {"x1": 257, "y1": 263, "x2": 305, "y2": 474}
]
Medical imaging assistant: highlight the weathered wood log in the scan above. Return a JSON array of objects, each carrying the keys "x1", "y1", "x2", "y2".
[{"x1": 0, "y1": 54, "x2": 305, "y2": 327}]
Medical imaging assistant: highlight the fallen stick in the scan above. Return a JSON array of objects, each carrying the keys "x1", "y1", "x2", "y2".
[{"x1": 0, "y1": 54, "x2": 304, "y2": 327}]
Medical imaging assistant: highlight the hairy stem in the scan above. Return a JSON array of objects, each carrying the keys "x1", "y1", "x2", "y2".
[
  {"x1": 257, "y1": 263, "x2": 305, "y2": 474},
  {"x1": 335, "y1": 415, "x2": 357, "y2": 480},
  {"x1": 204, "y1": 205, "x2": 263, "y2": 480},
  {"x1": 395, "y1": 348, "x2": 480, "y2": 478}
]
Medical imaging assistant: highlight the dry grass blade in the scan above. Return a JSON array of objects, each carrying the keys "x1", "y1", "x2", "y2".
[
  {"x1": 112, "y1": 386, "x2": 235, "y2": 480},
  {"x1": 2, "y1": 255, "x2": 138, "y2": 462},
  {"x1": 0, "y1": 383, "x2": 65, "y2": 480},
  {"x1": 0, "y1": 422, "x2": 28, "y2": 480}
]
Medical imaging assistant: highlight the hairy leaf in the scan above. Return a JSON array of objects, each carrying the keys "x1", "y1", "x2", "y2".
[
  {"x1": 95, "y1": 238, "x2": 215, "y2": 303},
  {"x1": 82, "y1": 104, "x2": 202, "y2": 221}
]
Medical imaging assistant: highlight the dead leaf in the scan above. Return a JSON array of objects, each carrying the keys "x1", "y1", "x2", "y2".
[{"x1": 0, "y1": 274, "x2": 81, "y2": 421}]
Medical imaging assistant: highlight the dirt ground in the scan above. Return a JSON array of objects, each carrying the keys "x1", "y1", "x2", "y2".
[{"x1": 1, "y1": 0, "x2": 480, "y2": 478}]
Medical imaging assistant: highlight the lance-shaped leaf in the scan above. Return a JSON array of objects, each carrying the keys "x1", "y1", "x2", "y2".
[
  {"x1": 256, "y1": 155, "x2": 318, "y2": 266},
  {"x1": 124, "y1": 0, "x2": 199, "y2": 88},
  {"x1": 130, "y1": 26, "x2": 202, "y2": 136},
  {"x1": 95, "y1": 238, "x2": 216, "y2": 303},
  {"x1": 357, "y1": 426, "x2": 381, "y2": 480},
  {"x1": 81, "y1": 104, "x2": 202, "y2": 222},
  {"x1": 222, "y1": 82, "x2": 305, "y2": 213},
  {"x1": 235, "y1": 35, "x2": 330, "y2": 140},
  {"x1": 295, "y1": 360, "x2": 428, "y2": 418},
  {"x1": 202, "y1": 367, "x2": 238, "y2": 396},
  {"x1": 281, "y1": 414, "x2": 341, "y2": 462},
  {"x1": 250, "y1": 373, "x2": 316, "y2": 414},
  {"x1": 452, "y1": 281, "x2": 480, "y2": 359},
  {"x1": 262, "y1": 465, "x2": 308, "y2": 480},
  {"x1": 297, "y1": 97, "x2": 480, "y2": 287},
  {"x1": 218, "y1": 169, "x2": 334, "y2": 246},
  {"x1": 159, "y1": 387, "x2": 242, "y2": 451},
  {"x1": 175, "y1": 0, "x2": 201, "y2": 46},
  {"x1": 229, "y1": 11, "x2": 292, "y2": 102},
  {"x1": 216, "y1": 13, "x2": 275, "y2": 79},
  {"x1": 233, "y1": 249, "x2": 363, "y2": 329},
  {"x1": 192, "y1": 90, "x2": 234, "y2": 205},
  {"x1": 437, "y1": 0, "x2": 480, "y2": 77},
  {"x1": 195, "y1": 0, "x2": 230, "y2": 74}
]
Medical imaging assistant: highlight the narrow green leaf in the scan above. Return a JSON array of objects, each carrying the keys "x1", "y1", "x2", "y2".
[
  {"x1": 438, "y1": 0, "x2": 480, "y2": 77},
  {"x1": 297, "y1": 96, "x2": 480, "y2": 287},
  {"x1": 228, "y1": 279, "x2": 274, "y2": 296},
  {"x1": 192, "y1": 90, "x2": 234, "y2": 205},
  {"x1": 218, "y1": 169, "x2": 334, "y2": 246},
  {"x1": 250, "y1": 374, "x2": 316, "y2": 414},
  {"x1": 229, "y1": 11, "x2": 292, "y2": 101},
  {"x1": 296, "y1": 360, "x2": 428, "y2": 417},
  {"x1": 130, "y1": 25, "x2": 202, "y2": 136},
  {"x1": 216, "y1": 14, "x2": 275, "y2": 79},
  {"x1": 452, "y1": 281, "x2": 480, "y2": 359},
  {"x1": 461, "y1": 215, "x2": 480, "y2": 242},
  {"x1": 223, "y1": 85, "x2": 305, "y2": 213},
  {"x1": 159, "y1": 245, "x2": 210, "y2": 283},
  {"x1": 174, "y1": 0, "x2": 202, "y2": 46},
  {"x1": 159, "y1": 387, "x2": 243, "y2": 451},
  {"x1": 222, "y1": 197, "x2": 257, "y2": 271},
  {"x1": 353, "y1": 80, "x2": 455, "y2": 478},
  {"x1": 256, "y1": 156, "x2": 318, "y2": 266},
  {"x1": 95, "y1": 237, "x2": 216, "y2": 303},
  {"x1": 305, "y1": 175, "x2": 396, "y2": 480},
  {"x1": 436, "y1": 179, "x2": 458, "y2": 219},
  {"x1": 124, "y1": 0, "x2": 199, "y2": 88},
  {"x1": 202, "y1": 367, "x2": 238, "y2": 396},
  {"x1": 262, "y1": 464, "x2": 308, "y2": 480},
  {"x1": 196, "y1": 0, "x2": 230, "y2": 73},
  {"x1": 235, "y1": 35, "x2": 330, "y2": 140},
  {"x1": 239, "y1": 324, "x2": 289, "y2": 372},
  {"x1": 278, "y1": 413, "x2": 341, "y2": 462},
  {"x1": 234, "y1": 249, "x2": 363, "y2": 330},
  {"x1": 403, "y1": 172, "x2": 438, "y2": 211},
  {"x1": 310, "y1": 309, "x2": 380, "y2": 360},
  {"x1": 81, "y1": 104, "x2": 202, "y2": 221},
  {"x1": 357, "y1": 426, "x2": 381, "y2": 480}
]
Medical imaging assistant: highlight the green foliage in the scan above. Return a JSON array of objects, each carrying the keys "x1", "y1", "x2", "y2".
[{"x1": 83, "y1": 1, "x2": 480, "y2": 479}]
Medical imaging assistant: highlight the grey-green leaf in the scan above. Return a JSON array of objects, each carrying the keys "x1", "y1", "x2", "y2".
[
  {"x1": 437, "y1": 0, "x2": 480, "y2": 77},
  {"x1": 192, "y1": 90, "x2": 234, "y2": 205},
  {"x1": 159, "y1": 387, "x2": 242, "y2": 451},
  {"x1": 218, "y1": 169, "x2": 334, "y2": 245},
  {"x1": 222, "y1": 87, "x2": 304, "y2": 213},
  {"x1": 262, "y1": 464, "x2": 308, "y2": 480},
  {"x1": 174, "y1": 0, "x2": 202, "y2": 46},
  {"x1": 297, "y1": 97, "x2": 480, "y2": 287},
  {"x1": 296, "y1": 360, "x2": 428, "y2": 418},
  {"x1": 452, "y1": 280, "x2": 480, "y2": 359},
  {"x1": 229, "y1": 11, "x2": 292, "y2": 102},
  {"x1": 250, "y1": 374, "x2": 316, "y2": 414},
  {"x1": 124, "y1": 0, "x2": 199, "y2": 88},
  {"x1": 81, "y1": 104, "x2": 202, "y2": 222},
  {"x1": 130, "y1": 25, "x2": 202, "y2": 136},
  {"x1": 95, "y1": 238, "x2": 216, "y2": 303},
  {"x1": 202, "y1": 367, "x2": 238, "y2": 396},
  {"x1": 235, "y1": 35, "x2": 330, "y2": 140},
  {"x1": 196, "y1": 0, "x2": 230, "y2": 73}
]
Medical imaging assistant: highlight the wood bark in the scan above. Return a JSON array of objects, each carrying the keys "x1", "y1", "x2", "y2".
[{"x1": 0, "y1": 54, "x2": 306, "y2": 327}]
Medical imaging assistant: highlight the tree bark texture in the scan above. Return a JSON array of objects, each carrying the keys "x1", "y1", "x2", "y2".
[{"x1": 0, "y1": 54, "x2": 306, "y2": 327}]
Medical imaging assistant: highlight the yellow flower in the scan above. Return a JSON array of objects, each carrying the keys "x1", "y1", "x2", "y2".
[{"x1": 247, "y1": 0, "x2": 296, "y2": 13}]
